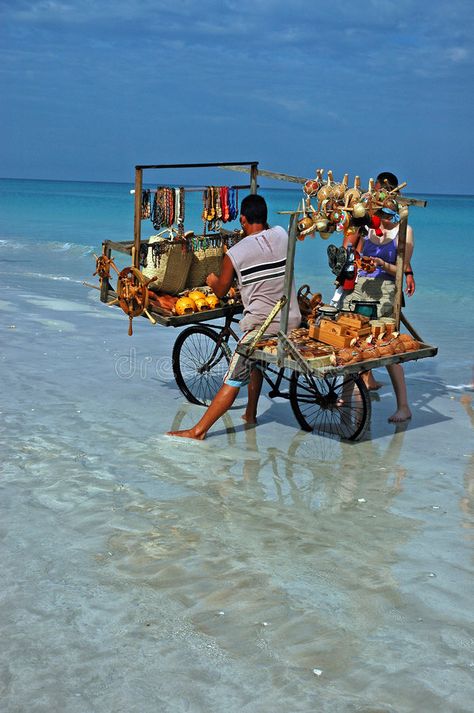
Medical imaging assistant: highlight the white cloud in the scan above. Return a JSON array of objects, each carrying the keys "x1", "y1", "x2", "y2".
[{"x1": 446, "y1": 46, "x2": 470, "y2": 62}]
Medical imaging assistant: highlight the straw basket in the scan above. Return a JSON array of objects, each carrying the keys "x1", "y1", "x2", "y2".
[
  {"x1": 142, "y1": 236, "x2": 192, "y2": 295},
  {"x1": 185, "y1": 244, "x2": 224, "y2": 289}
]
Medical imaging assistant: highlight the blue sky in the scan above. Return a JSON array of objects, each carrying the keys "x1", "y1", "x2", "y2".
[{"x1": 1, "y1": 0, "x2": 473, "y2": 193}]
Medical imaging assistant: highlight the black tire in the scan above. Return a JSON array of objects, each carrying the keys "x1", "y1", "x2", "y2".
[
  {"x1": 289, "y1": 372, "x2": 371, "y2": 441},
  {"x1": 172, "y1": 325, "x2": 232, "y2": 406}
]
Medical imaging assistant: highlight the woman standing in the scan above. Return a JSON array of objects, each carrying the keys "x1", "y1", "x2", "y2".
[{"x1": 342, "y1": 208, "x2": 415, "y2": 423}]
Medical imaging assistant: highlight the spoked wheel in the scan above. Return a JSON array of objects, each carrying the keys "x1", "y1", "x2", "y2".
[
  {"x1": 172, "y1": 325, "x2": 233, "y2": 406},
  {"x1": 289, "y1": 372, "x2": 371, "y2": 441}
]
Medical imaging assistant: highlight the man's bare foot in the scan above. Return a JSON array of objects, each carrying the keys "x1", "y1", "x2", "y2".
[
  {"x1": 361, "y1": 372, "x2": 384, "y2": 391},
  {"x1": 388, "y1": 406, "x2": 412, "y2": 423},
  {"x1": 242, "y1": 414, "x2": 257, "y2": 425},
  {"x1": 166, "y1": 428, "x2": 206, "y2": 440}
]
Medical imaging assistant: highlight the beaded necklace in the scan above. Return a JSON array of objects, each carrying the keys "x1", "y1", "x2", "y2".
[
  {"x1": 141, "y1": 189, "x2": 151, "y2": 219},
  {"x1": 151, "y1": 188, "x2": 165, "y2": 229}
]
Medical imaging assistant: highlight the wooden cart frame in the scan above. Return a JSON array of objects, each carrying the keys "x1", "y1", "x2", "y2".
[{"x1": 94, "y1": 161, "x2": 437, "y2": 440}]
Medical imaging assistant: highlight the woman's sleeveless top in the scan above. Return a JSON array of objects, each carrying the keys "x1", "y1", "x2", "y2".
[{"x1": 358, "y1": 228, "x2": 398, "y2": 280}]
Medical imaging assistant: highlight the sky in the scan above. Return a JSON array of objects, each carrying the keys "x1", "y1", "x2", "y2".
[{"x1": 1, "y1": 0, "x2": 473, "y2": 193}]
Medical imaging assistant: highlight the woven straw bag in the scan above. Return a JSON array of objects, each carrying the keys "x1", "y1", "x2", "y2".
[
  {"x1": 142, "y1": 236, "x2": 192, "y2": 295},
  {"x1": 186, "y1": 244, "x2": 224, "y2": 289}
]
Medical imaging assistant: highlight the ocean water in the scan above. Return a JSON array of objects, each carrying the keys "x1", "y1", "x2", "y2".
[{"x1": 1, "y1": 177, "x2": 473, "y2": 712}]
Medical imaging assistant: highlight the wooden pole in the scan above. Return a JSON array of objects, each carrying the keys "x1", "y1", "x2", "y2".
[
  {"x1": 393, "y1": 205, "x2": 408, "y2": 329},
  {"x1": 277, "y1": 212, "x2": 298, "y2": 367},
  {"x1": 133, "y1": 167, "x2": 143, "y2": 269},
  {"x1": 250, "y1": 163, "x2": 258, "y2": 194}
]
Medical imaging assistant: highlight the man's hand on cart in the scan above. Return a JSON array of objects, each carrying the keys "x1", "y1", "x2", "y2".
[
  {"x1": 205, "y1": 272, "x2": 219, "y2": 292},
  {"x1": 205, "y1": 254, "x2": 235, "y2": 298}
]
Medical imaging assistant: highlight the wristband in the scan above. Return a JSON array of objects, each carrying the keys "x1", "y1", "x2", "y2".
[{"x1": 404, "y1": 270, "x2": 414, "y2": 276}]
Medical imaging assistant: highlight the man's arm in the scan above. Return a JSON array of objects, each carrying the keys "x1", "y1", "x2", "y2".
[{"x1": 205, "y1": 254, "x2": 236, "y2": 298}]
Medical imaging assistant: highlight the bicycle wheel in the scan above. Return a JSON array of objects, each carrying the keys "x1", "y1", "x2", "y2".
[
  {"x1": 172, "y1": 325, "x2": 233, "y2": 406},
  {"x1": 289, "y1": 371, "x2": 371, "y2": 441}
]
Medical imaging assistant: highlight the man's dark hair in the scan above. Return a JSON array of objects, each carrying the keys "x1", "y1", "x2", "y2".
[
  {"x1": 376, "y1": 171, "x2": 398, "y2": 190},
  {"x1": 240, "y1": 194, "x2": 268, "y2": 226}
]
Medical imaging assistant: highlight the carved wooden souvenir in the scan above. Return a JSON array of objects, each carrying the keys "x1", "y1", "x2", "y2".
[
  {"x1": 317, "y1": 175, "x2": 333, "y2": 202},
  {"x1": 344, "y1": 175, "x2": 361, "y2": 207},
  {"x1": 331, "y1": 173, "x2": 348, "y2": 201}
]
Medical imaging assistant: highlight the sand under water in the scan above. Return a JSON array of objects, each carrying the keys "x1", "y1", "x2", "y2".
[{"x1": 1, "y1": 180, "x2": 473, "y2": 711}]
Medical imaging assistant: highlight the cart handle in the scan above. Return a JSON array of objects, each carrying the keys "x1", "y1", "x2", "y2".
[{"x1": 238, "y1": 296, "x2": 288, "y2": 356}]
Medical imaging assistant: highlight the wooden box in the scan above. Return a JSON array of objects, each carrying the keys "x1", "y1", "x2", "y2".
[
  {"x1": 308, "y1": 323, "x2": 355, "y2": 348},
  {"x1": 344, "y1": 325, "x2": 371, "y2": 339},
  {"x1": 337, "y1": 313, "x2": 370, "y2": 329}
]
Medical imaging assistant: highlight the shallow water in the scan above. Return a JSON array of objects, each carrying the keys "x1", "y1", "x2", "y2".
[{"x1": 1, "y1": 179, "x2": 473, "y2": 711}]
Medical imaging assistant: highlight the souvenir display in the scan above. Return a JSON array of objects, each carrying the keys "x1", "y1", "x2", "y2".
[
  {"x1": 147, "y1": 292, "x2": 178, "y2": 313},
  {"x1": 249, "y1": 321, "x2": 426, "y2": 369},
  {"x1": 174, "y1": 296, "x2": 197, "y2": 315},
  {"x1": 296, "y1": 168, "x2": 405, "y2": 241},
  {"x1": 91, "y1": 159, "x2": 437, "y2": 444},
  {"x1": 150, "y1": 187, "x2": 185, "y2": 231},
  {"x1": 187, "y1": 290, "x2": 207, "y2": 302},
  {"x1": 254, "y1": 330, "x2": 335, "y2": 367},
  {"x1": 335, "y1": 347, "x2": 363, "y2": 366},
  {"x1": 193, "y1": 296, "x2": 211, "y2": 312},
  {"x1": 205, "y1": 294, "x2": 221, "y2": 309},
  {"x1": 297, "y1": 284, "x2": 323, "y2": 319},
  {"x1": 202, "y1": 186, "x2": 239, "y2": 232}
]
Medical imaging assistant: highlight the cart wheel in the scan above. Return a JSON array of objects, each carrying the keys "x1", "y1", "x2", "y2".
[
  {"x1": 289, "y1": 372, "x2": 371, "y2": 441},
  {"x1": 172, "y1": 325, "x2": 233, "y2": 406}
]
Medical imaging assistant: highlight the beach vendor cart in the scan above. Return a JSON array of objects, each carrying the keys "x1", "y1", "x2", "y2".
[{"x1": 90, "y1": 162, "x2": 437, "y2": 440}]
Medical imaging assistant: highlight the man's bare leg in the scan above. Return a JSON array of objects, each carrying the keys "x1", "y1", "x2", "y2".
[
  {"x1": 361, "y1": 369, "x2": 384, "y2": 390},
  {"x1": 167, "y1": 383, "x2": 239, "y2": 440},
  {"x1": 386, "y1": 363, "x2": 412, "y2": 422},
  {"x1": 243, "y1": 367, "x2": 263, "y2": 424}
]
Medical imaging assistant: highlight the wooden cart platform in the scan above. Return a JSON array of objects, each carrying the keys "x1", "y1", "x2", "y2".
[
  {"x1": 250, "y1": 342, "x2": 438, "y2": 377},
  {"x1": 104, "y1": 289, "x2": 243, "y2": 327}
]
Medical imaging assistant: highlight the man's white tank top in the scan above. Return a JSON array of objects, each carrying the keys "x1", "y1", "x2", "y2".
[{"x1": 226, "y1": 225, "x2": 301, "y2": 334}]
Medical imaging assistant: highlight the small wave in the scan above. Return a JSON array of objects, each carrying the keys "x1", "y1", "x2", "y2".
[
  {"x1": 446, "y1": 383, "x2": 474, "y2": 391},
  {"x1": 25, "y1": 272, "x2": 85, "y2": 284},
  {"x1": 0, "y1": 269, "x2": 84, "y2": 284},
  {"x1": 0, "y1": 237, "x2": 96, "y2": 256},
  {"x1": 0, "y1": 238, "x2": 23, "y2": 250}
]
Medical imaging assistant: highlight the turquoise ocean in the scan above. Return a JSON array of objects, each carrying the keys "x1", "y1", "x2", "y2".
[
  {"x1": 1, "y1": 177, "x2": 472, "y2": 385},
  {"x1": 1, "y1": 177, "x2": 473, "y2": 712}
]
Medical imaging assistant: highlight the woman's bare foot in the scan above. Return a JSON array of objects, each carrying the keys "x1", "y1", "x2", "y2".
[
  {"x1": 166, "y1": 428, "x2": 206, "y2": 440},
  {"x1": 242, "y1": 413, "x2": 257, "y2": 425},
  {"x1": 388, "y1": 406, "x2": 412, "y2": 423}
]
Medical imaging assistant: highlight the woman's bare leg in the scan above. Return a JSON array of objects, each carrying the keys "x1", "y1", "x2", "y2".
[{"x1": 386, "y1": 363, "x2": 412, "y2": 422}]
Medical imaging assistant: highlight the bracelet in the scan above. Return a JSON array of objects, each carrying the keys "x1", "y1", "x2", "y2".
[{"x1": 404, "y1": 270, "x2": 414, "y2": 276}]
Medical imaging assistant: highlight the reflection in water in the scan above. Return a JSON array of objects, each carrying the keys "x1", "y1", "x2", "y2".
[
  {"x1": 459, "y1": 394, "x2": 474, "y2": 535},
  {"x1": 104, "y1": 401, "x2": 421, "y2": 694}
]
